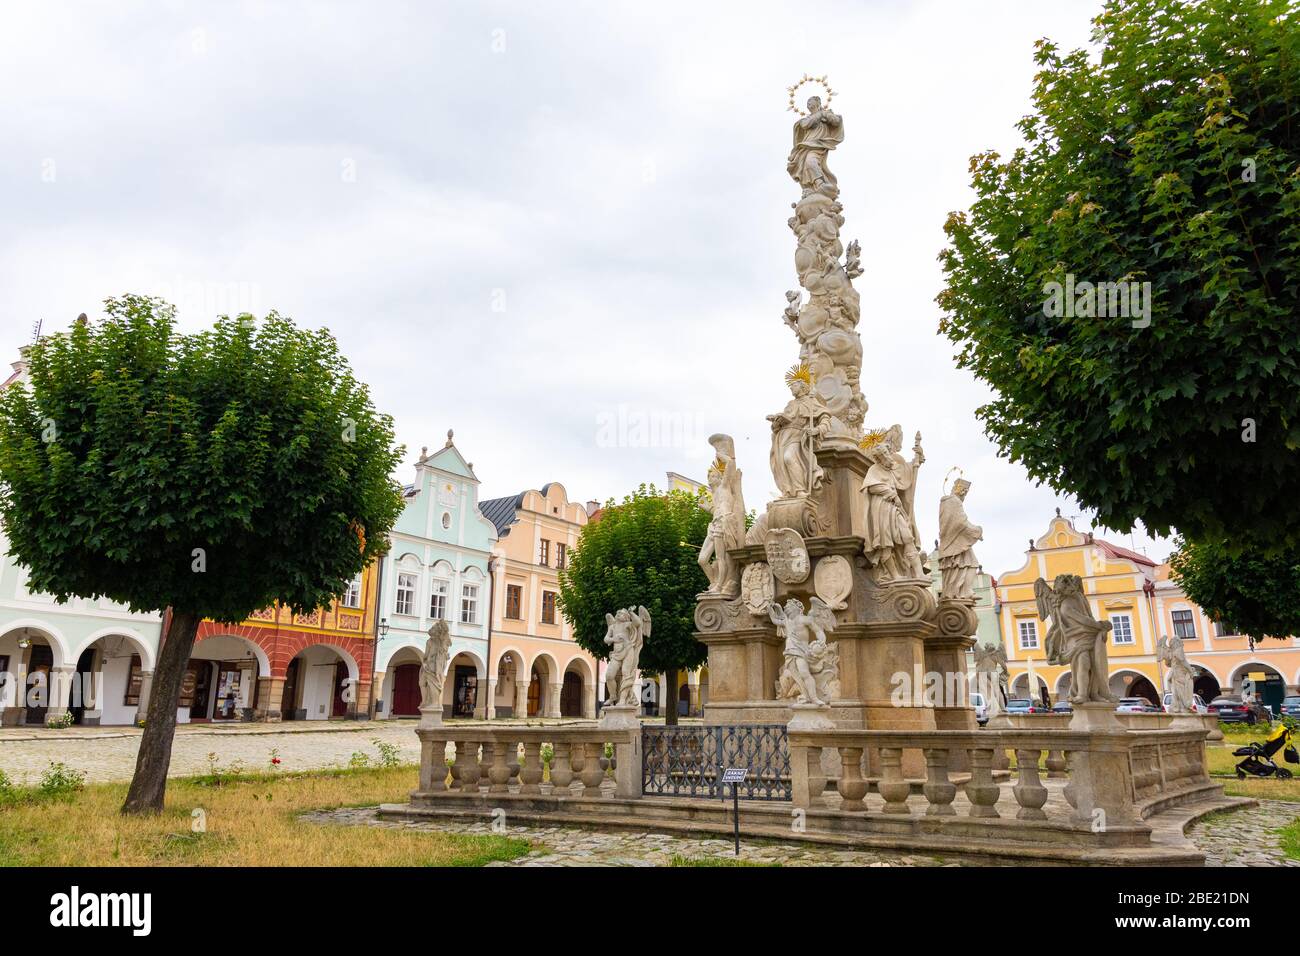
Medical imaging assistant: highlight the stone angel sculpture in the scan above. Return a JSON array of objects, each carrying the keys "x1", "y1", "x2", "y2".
[
  {"x1": 771, "y1": 597, "x2": 840, "y2": 706},
  {"x1": 604, "y1": 605, "x2": 651, "y2": 707},
  {"x1": 419, "y1": 620, "x2": 453, "y2": 712},
  {"x1": 1035, "y1": 574, "x2": 1118, "y2": 705},
  {"x1": 973, "y1": 642, "x2": 1008, "y2": 720},
  {"x1": 1158, "y1": 634, "x2": 1196, "y2": 714}
]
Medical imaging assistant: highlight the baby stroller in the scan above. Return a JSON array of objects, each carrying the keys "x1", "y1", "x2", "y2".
[{"x1": 1234, "y1": 718, "x2": 1298, "y2": 779}]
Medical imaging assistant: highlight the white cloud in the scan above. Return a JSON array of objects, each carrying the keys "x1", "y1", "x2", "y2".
[{"x1": 0, "y1": 0, "x2": 1174, "y2": 579}]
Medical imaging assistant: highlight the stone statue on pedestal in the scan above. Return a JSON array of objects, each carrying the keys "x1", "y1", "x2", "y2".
[
  {"x1": 973, "y1": 642, "x2": 1008, "y2": 720},
  {"x1": 1158, "y1": 634, "x2": 1196, "y2": 714},
  {"x1": 771, "y1": 597, "x2": 840, "y2": 706},
  {"x1": 419, "y1": 620, "x2": 452, "y2": 716},
  {"x1": 861, "y1": 441, "x2": 925, "y2": 581},
  {"x1": 1036, "y1": 574, "x2": 1118, "y2": 705},
  {"x1": 885, "y1": 425, "x2": 925, "y2": 568},
  {"x1": 604, "y1": 606, "x2": 651, "y2": 707},
  {"x1": 937, "y1": 478, "x2": 982, "y2": 602},
  {"x1": 768, "y1": 364, "x2": 828, "y2": 499},
  {"x1": 698, "y1": 434, "x2": 747, "y2": 596},
  {"x1": 787, "y1": 96, "x2": 844, "y2": 193}
]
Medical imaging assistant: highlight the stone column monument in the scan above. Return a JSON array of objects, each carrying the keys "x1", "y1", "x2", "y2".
[{"x1": 693, "y1": 79, "x2": 971, "y2": 774}]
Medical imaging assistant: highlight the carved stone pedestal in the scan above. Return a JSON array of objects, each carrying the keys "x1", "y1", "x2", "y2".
[
  {"x1": 598, "y1": 704, "x2": 641, "y2": 730},
  {"x1": 418, "y1": 706, "x2": 442, "y2": 729},
  {"x1": 1070, "y1": 700, "x2": 1123, "y2": 732},
  {"x1": 927, "y1": 598, "x2": 979, "y2": 771},
  {"x1": 696, "y1": 591, "x2": 788, "y2": 724}
]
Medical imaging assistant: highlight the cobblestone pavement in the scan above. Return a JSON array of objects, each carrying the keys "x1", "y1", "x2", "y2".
[
  {"x1": 1188, "y1": 799, "x2": 1300, "y2": 867},
  {"x1": 0, "y1": 720, "x2": 425, "y2": 784},
  {"x1": 303, "y1": 800, "x2": 1300, "y2": 867},
  {"x1": 301, "y1": 807, "x2": 963, "y2": 866}
]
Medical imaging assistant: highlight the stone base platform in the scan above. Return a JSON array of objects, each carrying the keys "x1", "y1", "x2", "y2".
[{"x1": 379, "y1": 780, "x2": 1253, "y2": 866}]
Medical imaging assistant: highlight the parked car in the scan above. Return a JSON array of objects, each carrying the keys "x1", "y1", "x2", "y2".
[
  {"x1": 1115, "y1": 697, "x2": 1159, "y2": 713},
  {"x1": 1051, "y1": 701, "x2": 1073, "y2": 715},
  {"x1": 1282, "y1": 696, "x2": 1300, "y2": 720},
  {"x1": 1208, "y1": 696, "x2": 1271, "y2": 725},
  {"x1": 970, "y1": 692, "x2": 988, "y2": 725},
  {"x1": 1005, "y1": 698, "x2": 1048, "y2": 715},
  {"x1": 1162, "y1": 692, "x2": 1209, "y2": 715}
]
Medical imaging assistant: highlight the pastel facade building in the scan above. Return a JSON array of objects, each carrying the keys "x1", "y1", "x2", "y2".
[
  {"x1": 480, "y1": 483, "x2": 599, "y2": 719},
  {"x1": 995, "y1": 513, "x2": 1300, "y2": 711},
  {"x1": 372, "y1": 434, "x2": 497, "y2": 719}
]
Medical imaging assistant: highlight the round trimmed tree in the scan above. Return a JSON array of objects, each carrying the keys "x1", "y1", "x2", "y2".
[
  {"x1": 557, "y1": 486, "x2": 711, "y2": 725},
  {"x1": 0, "y1": 295, "x2": 405, "y2": 813}
]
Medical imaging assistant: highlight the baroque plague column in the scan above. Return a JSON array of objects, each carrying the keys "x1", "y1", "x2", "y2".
[{"x1": 693, "y1": 80, "x2": 977, "y2": 770}]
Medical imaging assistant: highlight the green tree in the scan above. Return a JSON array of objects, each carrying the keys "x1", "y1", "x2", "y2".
[
  {"x1": 937, "y1": 0, "x2": 1300, "y2": 550},
  {"x1": 1170, "y1": 537, "x2": 1300, "y2": 639},
  {"x1": 0, "y1": 296, "x2": 404, "y2": 813},
  {"x1": 557, "y1": 486, "x2": 711, "y2": 725}
]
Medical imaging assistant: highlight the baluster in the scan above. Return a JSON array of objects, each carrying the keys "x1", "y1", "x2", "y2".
[
  {"x1": 1012, "y1": 748, "x2": 1048, "y2": 820},
  {"x1": 877, "y1": 747, "x2": 911, "y2": 814},
  {"x1": 836, "y1": 747, "x2": 867, "y2": 811},
  {"x1": 487, "y1": 739, "x2": 511, "y2": 794},
  {"x1": 419, "y1": 737, "x2": 446, "y2": 792},
  {"x1": 458, "y1": 741, "x2": 482, "y2": 792},
  {"x1": 549, "y1": 741, "x2": 574, "y2": 791},
  {"x1": 518, "y1": 741, "x2": 543, "y2": 794},
  {"x1": 477, "y1": 740, "x2": 492, "y2": 792},
  {"x1": 581, "y1": 741, "x2": 605, "y2": 796},
  {"x1": 507, "y1": 740, "x2": 521, "y2": 787},
  {"x1": 449, "y1": 741, "x2": 464, "y2": 791},
  {"x1": 966, "y1": 747, "x2": 1000, "y2": 818},
  {"x1": 922, "y1": 748, "x2": 956, "y2": 816},
  {"x1": 1045, "y1": 749, "x2": 1067, "y2": 778}
]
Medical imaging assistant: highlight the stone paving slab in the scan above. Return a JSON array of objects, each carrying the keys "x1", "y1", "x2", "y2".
[
  {"x1": 303, "y1": 799, "x2": 1300, "y2": 867},
  {"x1": 302, "y1": 807, "x2": 965, "y2": 866},
  {"x1": 1187, "y1": 799, "x2": 1300, "y2": 867}
]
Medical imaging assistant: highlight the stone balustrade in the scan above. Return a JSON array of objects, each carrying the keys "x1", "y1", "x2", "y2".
[
  {"x1": 415, "y1": 725, "x2": 641, "y2": 800},
  {"x1": 787, "y1": 727, "x2": 1213, "y2": 832}
]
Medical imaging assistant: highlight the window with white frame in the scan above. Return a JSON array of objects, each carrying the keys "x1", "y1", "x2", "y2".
[
  {"x1": 395, "y1": 572, "x2": 417, "y2": 616},
  {"x1": 1171, "y1": 608, "x2": 1196, "y2": 640},
  {"x1": 341, "y1": 575, "x2": 362, "y2": 609},
  {"x1": 429, "y1": 579, "x2": 449, "y2": 620},
  {"x1": 461, "y1": 583, "x2": 480, "y2": 624},
  {"x1": 1110, "y1": 614, "x2": 1134, "y2": 645},
  {"x1": 1018, "y1": 620, "x2": 1038, "y2": 650}
]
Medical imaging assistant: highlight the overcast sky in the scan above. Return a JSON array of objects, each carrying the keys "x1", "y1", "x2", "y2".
[{"x1": 0, "y1": 0, "x2": 1176, "y2": 579}]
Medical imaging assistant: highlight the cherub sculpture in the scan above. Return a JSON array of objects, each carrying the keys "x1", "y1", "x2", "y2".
[
  {"x1": 419, "y1": 620, "x2": 452, "y2": 711},
  {"x1": 1035, "y1": 574, "x2": 1118, "y2": 705},
  {"x1": 973, "y1": 642, "x2": 1009, "y2": 719},
  {"x1": 771, "y1": 597, "x2": 840, "y2": 706},
  {"x1": 1157, "y1": 633, "x2": 1196, "y2": 714},
  {"x1": 604, "y1": 605, "x2": 651, "y2": 707}
]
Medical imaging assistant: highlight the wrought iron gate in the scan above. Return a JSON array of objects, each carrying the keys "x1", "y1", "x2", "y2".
[{"x1": 641, "y1": 724, "x2": 791, "y2": 800}]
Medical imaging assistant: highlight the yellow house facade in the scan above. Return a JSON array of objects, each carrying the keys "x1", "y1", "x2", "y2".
[{"x1": 995, "y1": 513, "x2": 1300, "y2": 711}]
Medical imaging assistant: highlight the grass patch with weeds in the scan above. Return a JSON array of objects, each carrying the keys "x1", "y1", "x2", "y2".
[
  {"x1": 0, "y1": 764, "x2": 529, "y2": 867},
  {"x1": 1278, "y1": 819, "x2": 1300, "y2": 861}
]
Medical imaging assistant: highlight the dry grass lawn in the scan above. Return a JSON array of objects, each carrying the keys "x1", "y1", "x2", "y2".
[{"x1": 0, "y1": 765, "x2": 530, "y2": 867}]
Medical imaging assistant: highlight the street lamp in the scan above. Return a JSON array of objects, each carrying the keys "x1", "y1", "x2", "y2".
[{"x1": 378, "y1": 618, "x2": 390, "y2": 638}]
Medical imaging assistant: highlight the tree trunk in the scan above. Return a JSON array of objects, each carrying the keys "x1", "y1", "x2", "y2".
[
  {"x1": 663, "y1": 667, "x2": 678, "y2": 726},
  {"x1": 121, "y1": 608, "x2": 202, "y2": 815}
]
